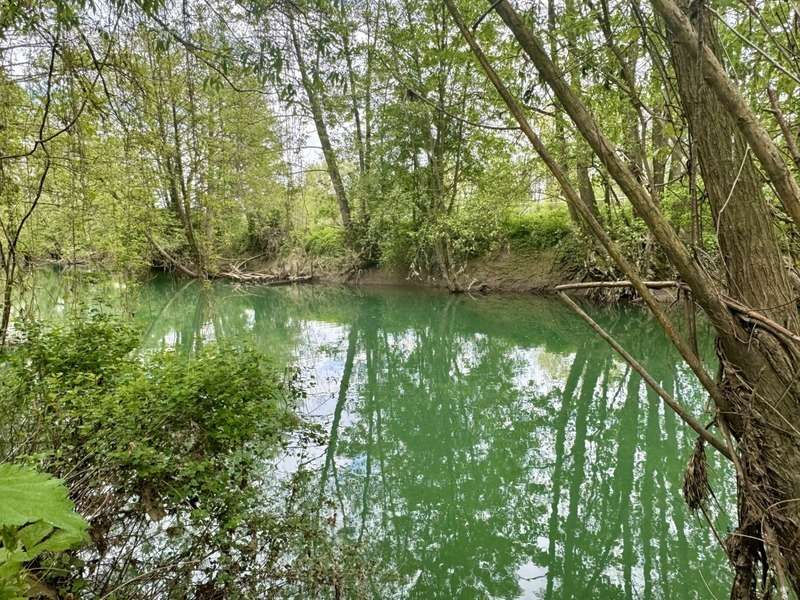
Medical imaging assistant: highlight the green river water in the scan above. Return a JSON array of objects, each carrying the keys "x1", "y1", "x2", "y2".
[{"x1": 27, "y1": 271, "x2": 734, "y2": 599}]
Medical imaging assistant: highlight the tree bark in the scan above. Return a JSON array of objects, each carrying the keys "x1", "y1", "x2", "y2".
[
  {"x1": 650, "y1": 0, "x2": 800, "y2": 230},
  {"x1": 667, "y1": 3, "x2": 800, "y2": 594},
  {"x1": 473, "y1": 0, "x2": 800, "y2": 594}
]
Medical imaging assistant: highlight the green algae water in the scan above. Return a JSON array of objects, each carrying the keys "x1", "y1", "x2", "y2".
[{"x1": 27, "y1": 270, "x2": 734, "y2": 599}]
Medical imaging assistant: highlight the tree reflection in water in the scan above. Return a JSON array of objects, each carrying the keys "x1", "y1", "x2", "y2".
[{"x1": 31, "y1": 271, "x2": 735, "y2": 599}]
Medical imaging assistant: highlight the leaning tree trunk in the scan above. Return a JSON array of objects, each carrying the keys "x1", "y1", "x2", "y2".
[
  {"x1": 668, "y1": 4, "x2": 800, "y2": 594},
  {"x1": 288, "y1": 15, "x2": 353, "y2": 235},
  {"x1": 479, "y1": 0, "x2": 800, "y2": 595}
]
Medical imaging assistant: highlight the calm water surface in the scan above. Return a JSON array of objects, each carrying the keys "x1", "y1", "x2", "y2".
[{"x1": 29, "y1": 271, "x2": 734, "y2": 599}]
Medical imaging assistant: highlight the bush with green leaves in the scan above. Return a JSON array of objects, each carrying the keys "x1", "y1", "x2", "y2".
[
  {"x1": 0, "y1": 313, "x2": 379, "y2": 597},
  {"x1": 245, "y1": 207, "x2": 288, "y2": 257},
  {"x1": 444, "y1": 199, "x2": 506, "y2": 260},
  {"x1": 504, "y1": 204, "x2": 574, "y2": 251},
  {"x1": 6, "y1": 312, "x2": 302, "y2": 513},
  {"x1": 303, "y1": 225, "x2": 347, "y2": 257},
  {"x1": 369, "y1": 197, "x2": 506, "y2": 274}
]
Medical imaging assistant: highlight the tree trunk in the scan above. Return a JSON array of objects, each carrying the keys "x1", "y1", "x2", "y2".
[
  {"x1": 479, "y1": 0, "x2": 800, "y2": 595},
  {"x1": 650, "y1": 0, "x2": 800, "y2": 230},
  {"x1": 338, "y1": 0, "x2": 366, "y2": 179},
  {"x1": 0, "y1": 264, "x2": 14, "y2": 348},
  {"x1": 288, "y1": 15, "x2": 353, "y2": 234},
  {"x1": 668, "y1": 3, "x2": 800, "y2": 594}
]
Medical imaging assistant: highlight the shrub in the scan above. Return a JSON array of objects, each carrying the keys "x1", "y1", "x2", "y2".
[
  {"x1": 504, "y1": 204, "x2": 573, "y2": 250},
  {"x1": 374, "y1": 216, "x2": 417, "y2": 269},
  {"x1": 303, "y1": 225, "x2": 347, "y2": 256},
  {"x1": 7, "y1": 314, "x2": 302, "y2": 519},
  {"x1": 371, "y1": 197, "x2": 506, "y2": 272},
  {"x1": 0, "y1": 314, "x2": 365, "y2": 597},
  {"x1": 444, "y1": 200, "x2": 505, "y2": 260},
  {"x1": 246, "y1": 207, "x2": 287, "y2": 256}
]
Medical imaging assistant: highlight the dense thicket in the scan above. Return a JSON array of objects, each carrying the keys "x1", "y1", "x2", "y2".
[{"x1": 0, "y1": 314, "x2": 375, "y2": 597}]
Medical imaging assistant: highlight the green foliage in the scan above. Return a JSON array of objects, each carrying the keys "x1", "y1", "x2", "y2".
[
  {"x1": 372, "y1": 215, "x2": 417, "y2": 269},
  {"x1": 90, "y1": 345, "x2": 299, "y2": 515},
  {"x1": 0, "y1": 465, "x2": 87, "y2": 599},
  {"x1": 23, "y1": 312, "x2": 139, "y2": 384},
  {"x1": 0, "y1": 313, "x2": 304, "y2": 592},
  {"x1": 445, "y1": 199, "x2": 506, "y2": 259},
  {"x1": 368, "y1": 191, "x2": 509, "y2": 272},
  {"x1": 504, "y1": 204, "x2": 573, "y2": 251},
  {"x1": 0, "y1": 465, "x2": 86, "y2": 533},
  {"x1": 304, "y1": 225, "x2": 347, "y2": 257},
  {"x1": 0, "y1": 313, "x2": 378, "y2": 597},
  {"x1": 10, "y1": 313, "x2": 300, "y2": 518},
  {"x1": 246, "y1": 207, "x2": 287, "y2": 256}
]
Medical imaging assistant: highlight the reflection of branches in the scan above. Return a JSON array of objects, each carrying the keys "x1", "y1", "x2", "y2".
[
  {"x1": 318, "y1": 325, "x2": 357, "y2": 509},
  {"x1": 142, "y1": 278, "x2": 197, "y2": 342},
  {"x1": 559, "y1": 293, "x2": 731, "y2": 459},
  {"x1": 545, "y1": 346, "x2": 586, "y2": 599}
]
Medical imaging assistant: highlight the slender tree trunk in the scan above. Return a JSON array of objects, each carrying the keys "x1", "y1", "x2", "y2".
[
  {"x1": 768, "y1": 88, "x2": 800, "y2": 171},
  {"x1": 149, "y1": 44, "x2": 204, "y2": 276},
  {"x1": 364, "y1": 1, "x2": 376, "y2": 175},
  {"x1": 577, "y1": 162, "x2": 599, "y2": 219},
  {"x1": 288, "y1": 15, "x2": 353, "y2": 234},
  {"x1": 0, "y1": 263, "x2": 14, "y2": 348},
  {"x1": 565, "y1": 0, "x2": 600, "y2": 220},
  {"x1": 338, "y1": 0, "x2": 366, "y2": 178},
  {"x1": 650, "y1": 107, "x2": 667, "y2": 206},
  {"x1": 170, "y1": 99, "x2": 204, "y2": 276}
]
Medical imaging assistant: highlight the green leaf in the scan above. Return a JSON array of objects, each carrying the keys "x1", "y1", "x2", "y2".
[
  {"x1": 15, "y1": 522, "x2": 51, "y2": 552},
  {"x1": 0, "y1": 464, "x2": 87, "y2": 537}
]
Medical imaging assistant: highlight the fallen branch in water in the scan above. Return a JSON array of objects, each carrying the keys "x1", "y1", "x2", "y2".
[
  {"x1": 554, "y1": 280, "x2": 680, "y2": 291},
  {"x1": 558, "y1": 291, "x2": 733, "y2": 461},
  {"x1": 145, "y1": 235, "x2": 314, "y2": 285},
  {"x1": 215, "y1": 270, "x2": 314, "y2": 285},
  {"x1": 555, "y1": 280, "x2": 800, "y2": 346},
  {"x1": 145, "y1": 233, "x2": 200, "y2": 279}
]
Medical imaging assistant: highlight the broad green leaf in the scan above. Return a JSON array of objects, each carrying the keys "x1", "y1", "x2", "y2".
[
  {"x1": 0, "y1": 465, "x2": 87, "y2": 537},
  {"x1": 15, "y1": 522, "x2": 52, "y2": 553}
]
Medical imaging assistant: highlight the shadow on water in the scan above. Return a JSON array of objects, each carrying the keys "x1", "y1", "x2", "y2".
[{"x1": 29, "y1": 270, "x2": 735, "y2": 599}]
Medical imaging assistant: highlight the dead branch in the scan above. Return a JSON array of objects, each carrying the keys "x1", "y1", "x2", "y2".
[
  {"x1": 554, "y1": 280, "x2": 680, "y2": 291},
  {"x1": 144, "y1": 233, "x2": 200, "y2": 278},
  {"x1": 558, "y1": 291, "x2": 733, "y2": 460}
]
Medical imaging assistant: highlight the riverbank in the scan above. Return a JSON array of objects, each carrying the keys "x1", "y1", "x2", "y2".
[
  {"x1": 243, "y1": 245, "x2": 577, "y2": 294},
  {"x1": 31, "y1": 244, "x2": 682, "y2": 302},
  {"x1": 238, "y1": 246, "x2": 682, "y2": 304},
  {"x1": 348, "y1": 247, "x2": 568, "y2": 292}
]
